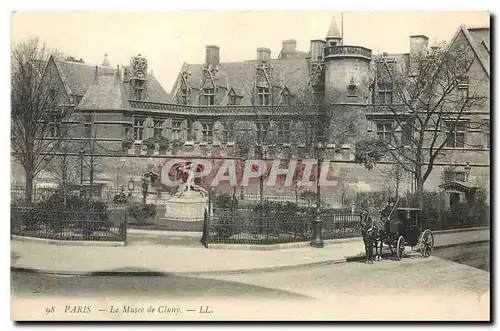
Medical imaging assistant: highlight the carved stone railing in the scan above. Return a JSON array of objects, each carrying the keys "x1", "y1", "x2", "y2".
[
  {"x1": 129, "y1": 101, "x2": 330, "y2": 117},
  {"x1": 323, "y1": 45, "x2": 372, "y2": 60}
]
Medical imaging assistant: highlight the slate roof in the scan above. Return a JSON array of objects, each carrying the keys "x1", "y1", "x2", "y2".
[
  {"x1": 50, "y1": 57, "x2": 171, "y2": 109},
  {"x1": 450, "y1": 26, "x2": 490, "y2": 77},
  {"x1": 78, "y1": 72, "x2": 124, "y2": 110},
  {"x1": 173, "y1": 58, "x2": 311, "y2": 106}
]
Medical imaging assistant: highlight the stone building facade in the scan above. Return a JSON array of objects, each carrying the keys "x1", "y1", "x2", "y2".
[{"x1": 12, "y1": 17, "x2": 490, "y2": 204}]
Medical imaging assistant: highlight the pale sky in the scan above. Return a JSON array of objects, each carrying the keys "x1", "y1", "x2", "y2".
[{"x1": 11, "y1": 11, "x2": 490, "y2": 93}]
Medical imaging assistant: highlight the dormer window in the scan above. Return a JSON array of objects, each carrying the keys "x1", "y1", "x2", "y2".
[
  {"x1": 257, "y1": 87, "x2": 270, "y2": 106},
  {"x1": 457, "y1": 76, "x2": 469, "y2": 99},
  {"x1": 281, "y1": 88, "x2": 293, "y2": 105},
  {"x1": 204, "y1": 88, "x2": 215, "y2": 106},
  {"x1": 229, "y1": 95, "x2": 241, "y2": 105}
]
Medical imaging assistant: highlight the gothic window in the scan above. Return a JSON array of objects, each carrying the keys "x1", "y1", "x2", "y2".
[
  {"x1": 377, "y1": 83, "x2": 393, "y2": 104},
  {"x1": 133, "y1": 117, "x2": 145, "y2": 141},
  {"x1": 281, "y1": 90, "x2": 293, "y2": 105},
  {"x1": 277, "y1": 122, "x2": 291, "y2": 142},
  {"x1": 485, "y1": 120, "x2": 490, "y2": 149},
  {"x1": 257, "y1": 87, "x2": 270, "y2": 106},
  {"x1": 458, "y1": 76, "x2": 469, "y2": 99},
  {"x1": 153, "y1": 120, "x2": 164, "y2": 138},
  {"x1": 229, "y1": 95, "x2": 242, "y2": 105},
  {"x1": 222, "y1": 128, "x2": 230, "y2": 143},
  {"x1": 445, "y1": 121, "x2": 466, "y2": 148},
  {"x1": 84, "y1": 124, "x2": 91, "y2": 138},
  {"x1": 49, "y1": 89, "x2": 56, "y2": 101},
  {"x1": 47, "y1": 112, "x2": 60, "y2": 138},
  {"x1": 172, "y1": 120, "x2": 182, "y2": 140},
  {"x1": 204, "y1": 88, "x2": 215, "y2": 105},
  {"x1": 181, "y1": 87, "x2": 188, "y2": 105},
  {"x1": 256, "y1": 122, "x2": 269, "y2": 142},
  {"x1": 401, "y1": 121, "x2": 413, "y2": 146},
  {"x1": 377, "y1": 122, "x2": 393, "y2": 143},
  {"x1": 201, "y1": 123, "x2": 213, "y2": 142}
]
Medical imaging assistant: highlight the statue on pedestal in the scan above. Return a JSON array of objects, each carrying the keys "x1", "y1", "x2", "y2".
[{"x1": 175, "y1": 163, "x2": 208, "y2": 197}]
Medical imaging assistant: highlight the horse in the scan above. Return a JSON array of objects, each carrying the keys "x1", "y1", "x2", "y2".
[{"x1": 359, "y1": 210, "x2": 385, "y2": 264}]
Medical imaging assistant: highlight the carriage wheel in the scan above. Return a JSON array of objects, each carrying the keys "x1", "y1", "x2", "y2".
[
  {"x1": 396, "y1": 236, "x2": 405, "y2": 261},
  {"x1": 419, "y1": 229, "x2": 434, "y2": 258}
]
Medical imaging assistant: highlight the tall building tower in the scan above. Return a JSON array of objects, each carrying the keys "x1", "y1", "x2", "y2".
[{"x1": 322, "y1": 15, "x2": 372, "y2": 104}]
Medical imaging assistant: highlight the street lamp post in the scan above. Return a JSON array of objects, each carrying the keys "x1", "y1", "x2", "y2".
[
  {"x1": 116, "y1": 157, "x2": 126, "y2": 190},
  {"x1": 79, "y1": 146, "x2": 85, "y2": 197},
  {"x1": 311, "y1": 141, "x2": 324, "y2": 248},
  {"x1": 464, "y1": 162, "x2": 471, "y2": 181},
  {"x1": 128, "y1": 178, "x2": 134, "y2": 197}
]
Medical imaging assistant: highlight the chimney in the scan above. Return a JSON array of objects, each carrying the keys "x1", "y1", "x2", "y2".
[
  {"x1": 257, "y1": 47, "x2": 271, "y2": 63},
  {"x1": 410, "y1": 35, "x2": 429, "y2": 56},
  {"x1": 282, "y1": 39, "x2": 297, "y2": 55},
  {"x1": 205, "y1": 45, "x2": 220, "y2": 70},
  {"x1": 310, "y1": 39, "x2": 326, "y2": 62}
]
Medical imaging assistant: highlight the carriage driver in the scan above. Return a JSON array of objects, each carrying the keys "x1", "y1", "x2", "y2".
[{"x1": 381, "y1": 197, "x2": 397, "y2": 232}]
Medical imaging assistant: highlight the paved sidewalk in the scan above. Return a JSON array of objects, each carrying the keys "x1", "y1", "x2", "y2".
[{"x1": 11, "y1": 227, "x2": 489, "y2": 276}]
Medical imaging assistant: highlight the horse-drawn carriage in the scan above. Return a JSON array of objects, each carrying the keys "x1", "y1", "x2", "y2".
[
  {"x1": 386, "y1": 207, "x2": 435, "y2": 260},
  {"x1": 360, "y1": 206, "x2": 435, "y2": 263}
]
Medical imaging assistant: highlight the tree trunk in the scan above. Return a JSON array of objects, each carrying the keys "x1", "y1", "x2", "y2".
[
  {"x1": 259, "y1": 175, "x2": 264, "y2": 204},
  {"x1": 416, "y1": 177, "x2": 424, "y2": 210},
  {"x1": 62, "y1": 153, "x2": 67, "y2": 207},
  {"x1": 25, "y1": 170, "x2": 34, "y2": 205}
]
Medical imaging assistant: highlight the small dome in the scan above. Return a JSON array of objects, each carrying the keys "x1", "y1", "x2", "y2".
[{"x1": 101, "y1": 54, "x2": 111, "y2": 67}]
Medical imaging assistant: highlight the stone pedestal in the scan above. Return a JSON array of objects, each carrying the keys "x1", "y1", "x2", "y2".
[{"x1": 164, "y1": 190, "x2": 208, "y2": 222}]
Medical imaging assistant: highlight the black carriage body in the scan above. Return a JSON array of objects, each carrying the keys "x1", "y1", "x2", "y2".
[{"x1": 389, "y1": 207, "x2": 421, "y2": 247}]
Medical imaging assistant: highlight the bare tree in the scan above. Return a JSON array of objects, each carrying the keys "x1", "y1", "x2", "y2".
[
  {"x1": 355, "y1": 39, "x2": 487, "y2": 209},
  {"x1": 11, "y1": 38, "x2": 75, "y2": 203},
  {"x1": 379, "y1": 163, "x2": 405, "y2": 199}
]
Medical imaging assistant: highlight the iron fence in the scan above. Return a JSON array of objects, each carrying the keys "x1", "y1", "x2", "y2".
[
  {"x1": 207, "y1": 207, "x2": 313, "y2": 244},
  {"x1": 11, "y1": 205, "x2": 127, "y2": 242}
]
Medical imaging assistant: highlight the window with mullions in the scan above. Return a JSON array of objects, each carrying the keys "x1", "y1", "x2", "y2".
[
  {"x1": 256, "y1": 123, "x2": 269, "y2": 142},
  {"x1": 377, "y1": 83, "x2": 393, "y2": 104},
  {"x1": 257, "y1": 87, "x2": 270, "y2": 105},
  {"x1": 485, "y1": 120, "x2": 490, "y2": 149},
  {"x1": 133, "y1": 118, "x2": 145, "y2": 140},
  {"x1": 277, "y1": 122, "x2": 291, "y2": 142},
  {"x1": 201, "y1": 123, "x2": 213, "y2": 142},
  {"x1": 153, "y1": 120, "x2": 164, "y2": 138},
  {"x1": 377, "y1": 122, "x2": 393, "y2": 143},
  {"x1": 204, "y1": 88, "x2": 215, "y2": 105},
  {"x1": 401, "y1": 121, "x2": 413, "y2": 146},
  {"x1": 457, "y1": 76, "x2": 469, "y2": 99},
  {"x1": 47, "y1": 112, "x2": 60, "y2": 138},
  {"x1": 180, "y1": 87, "x2": 188, "y2": 105},
  {"x1": 445, "y1": 121, "x2": 466, "y2": 148},
  {"x1": 172, "y1": 120, "x2": 182, "y2": 140}
]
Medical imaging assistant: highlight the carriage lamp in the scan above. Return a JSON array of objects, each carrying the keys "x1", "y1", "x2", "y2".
[{"x1": 464, "y1": 162, "x2": 471, "y2": 181}]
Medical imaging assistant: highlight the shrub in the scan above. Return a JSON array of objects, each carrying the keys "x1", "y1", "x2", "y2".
[
  {"x1": 23, "y1": 188, "x2": 111, "y2": 238},
  {"x1": 213, "y1": 193, "x2": 241, "y2": 240},
  {"x1": 157, "y1": 137, "x2": 170, "y2": 152},
  {"x1": 143, "y1": 137, "x2": 157, "y2": 153},
  {"x1": 126, "y1": 203, "x2": 157, "y2": 225},
  {"x1": 122, "y1": 136, "x2": 134, "y2": 151}
]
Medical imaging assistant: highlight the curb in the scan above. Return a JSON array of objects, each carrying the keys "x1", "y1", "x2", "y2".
[
  {"x1": 11, "y1": 235, "x2": 126, "y2": 247},
  {"x1": 11, "y1": 257, "x2": 349, "y2": 277},
  {"x1": 11, "y1": 240, "x2": 489, "y2": 277}
]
